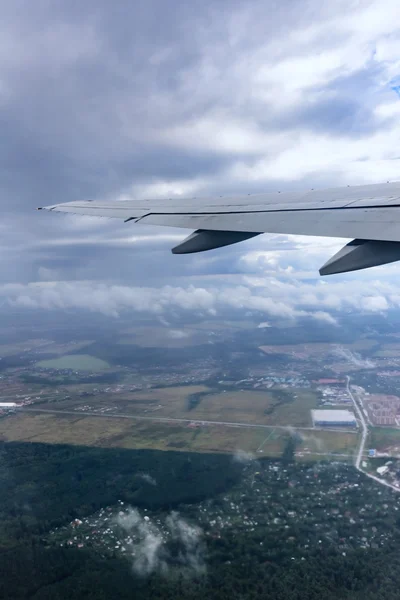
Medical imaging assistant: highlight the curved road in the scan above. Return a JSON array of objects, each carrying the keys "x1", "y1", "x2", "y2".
[
  {"x1": 346, "y1": 375, "x2": 367, "y2": 470},
  {"x1": 347, "y1": 375, "x2": 400, "y2": 493}
]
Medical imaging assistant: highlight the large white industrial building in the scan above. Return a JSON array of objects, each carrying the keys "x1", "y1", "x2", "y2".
[{"x1": 311, "y1": 409, "x2": 357, "y2": 428}]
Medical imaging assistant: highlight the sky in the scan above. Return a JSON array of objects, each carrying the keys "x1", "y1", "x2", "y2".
[{"x1": 3, "y1": 0, "x2": 400, "y2": 324}]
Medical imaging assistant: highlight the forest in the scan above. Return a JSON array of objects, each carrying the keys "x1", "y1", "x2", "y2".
[{"x1": 2, "y1": 441, "x2": 400, "y2": 598}]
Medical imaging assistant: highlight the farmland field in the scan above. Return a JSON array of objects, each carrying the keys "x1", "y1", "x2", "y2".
[
  {"x1": 367, "y1": 427, "x2": 400, "y2": 454},
  {"x1": 0, "y1": 412, "x2": 357, "y2": 459},
  {"x1": 37, "y1": 354, "x2": 110, "y2": 371}
]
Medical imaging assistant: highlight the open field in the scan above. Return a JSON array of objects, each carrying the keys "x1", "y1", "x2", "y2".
[
  {"x1": 259, "y1": 343, "x2": 334, "y2": 355},
  {"x1": 348, "y1": 339, "x2": 379, "y2": 351},
  {"x1": 187, "y1": 389, "x2": 318, "y2": 427},
  {"x1": 259, "y1": 340, "x2": 378, "y2": 357},
  {"x1": 367, "y1": 427, "x2": 400, "y2": 455},
  {"x1": 33, "y1": 385, "x2": 212, "y2": 416},
  {"x1": 373, "y1": 343, "x2": 400, "y2": 358},
  {"x1": 0, "y1": 413, "x2": 275, "y2": 453},
  {"x1": 116, "y1": 326, "x2": 210, "y2": 348},
  {"x1": 33, "y1": 341, "x2": 94, "y2": 355},
  {"x1": 297, "y1": 429, "x2": 359, "y2": 457},
  {"x1": 0, "y1": 339, "x2": 94, "y2": 358},
  {"x1": 36, "y1": 354, "x2": 110, "y2": 371},
  {"x1": 115, "y1": 320, "x2": 258, "y2": 347},
  {"x1": 0, "y1": 413, "x2": 132, "y2": 446},
  {"x1": 44, "y1": 386, "x2": 319, "y2": 427},
  {"x1": 0, "y1": 412, "x2": 358, "y2": 459},
  {"x1": 113, "y1": 385, "x2": 211, "y2": 416},
  {"x1": 0, "y1": 339, "x2": 52, "y2": 357}
]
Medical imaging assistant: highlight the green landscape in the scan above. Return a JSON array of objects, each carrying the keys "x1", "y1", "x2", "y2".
[
  {"x1": 1, "y1": 441, "x2": 400, "y2": 599},
  {"x1": 37, "y1": 354, "x2": 111, "y2": 371},
  {"x1": 1, "y1": 313, "x2": 400, "y2": 599}
]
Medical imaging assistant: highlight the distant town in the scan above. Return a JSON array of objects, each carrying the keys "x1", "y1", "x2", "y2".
[{"x1": 1, "y1": 326, "x2": 400, "y2": 496}]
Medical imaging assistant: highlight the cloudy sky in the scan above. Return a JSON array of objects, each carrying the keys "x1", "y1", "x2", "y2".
[{"x1": 2, "y1": 0, "x2": 400, "y2": 322}]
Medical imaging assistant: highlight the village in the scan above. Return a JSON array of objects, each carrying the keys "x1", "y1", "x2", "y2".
[{"x1": 47, "y1": 459, "x2": 400, "y2": 568}]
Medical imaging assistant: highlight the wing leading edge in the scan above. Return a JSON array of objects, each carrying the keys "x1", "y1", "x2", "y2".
[{"x1": 39, "y1": 181, "x2": 400, "y2": 275}]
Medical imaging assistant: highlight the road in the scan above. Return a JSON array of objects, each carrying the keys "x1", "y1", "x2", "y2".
[
  {"x1": 21, "y1": 406, "x2": 357, "y2": 434},
  {"x1": 346, "y1": 375, "x2": 367, "y2": 470},
  {"x1": 346, "y1": 375, "x2": 400, "y2": 493}
]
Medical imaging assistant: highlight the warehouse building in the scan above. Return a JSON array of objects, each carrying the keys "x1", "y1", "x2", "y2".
[{"x1": 311, "y1": 409, "x2": 357, "y2": 428}]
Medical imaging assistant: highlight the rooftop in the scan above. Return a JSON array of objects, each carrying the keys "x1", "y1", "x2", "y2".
[{"x1": 312, "y1": 409, "x2": 356, "y2": 423}]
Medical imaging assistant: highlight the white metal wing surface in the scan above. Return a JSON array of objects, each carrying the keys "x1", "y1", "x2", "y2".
[{"x1": 39, "y1": 181, "x2": 400, "y2": 275}]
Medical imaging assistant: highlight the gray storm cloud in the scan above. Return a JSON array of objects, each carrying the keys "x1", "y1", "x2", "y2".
[{"x1": 1, "y1": 0, "x2": 400, "y2": 300}]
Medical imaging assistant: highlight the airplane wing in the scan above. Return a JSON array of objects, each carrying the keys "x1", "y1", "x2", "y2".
[{"x1": 39, "y1": 181, "x2": 400, "y2": 275}]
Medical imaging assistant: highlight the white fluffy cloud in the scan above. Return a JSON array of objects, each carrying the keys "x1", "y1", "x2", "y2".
[
  {"x1": 4, "y1": 272, "x2": 400, "y2": 321},
  {"x1": 116, "y1": 508, "x2": 205, "y2": 577}
]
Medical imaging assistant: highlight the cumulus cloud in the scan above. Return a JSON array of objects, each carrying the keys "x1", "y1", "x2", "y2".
[
  {"x1": 137, "y1": 473, "x2": 157, "y2": 486},
  {"x1": 295, "y1": 430, "x2": 326, "y2": 453},
  {"x1": 233, "y1": 449, "x2": 255, "y2": 464},
  {"x1": 0, "y1": 280, "x2": 326, "y2": 320},
  {"x1": 4, "y1": 274, "x2": 400, "y2": 323},
  {"x1": 165, "y1": 512, "x2": 205, "y2": 575},
  {"x1": 116, "y1": 509, "x2": 166, "y2": 577},
  {"x1": 116, "y1": 508, "x2": 205, "y2": 578},
  {"x1": 313, "y1": 311, "x2": 338, "y2": 326}
]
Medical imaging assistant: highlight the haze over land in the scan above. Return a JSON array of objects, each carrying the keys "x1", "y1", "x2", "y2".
[{"x1": 2, "y1": 307, "x2": 400, "y2": 598}]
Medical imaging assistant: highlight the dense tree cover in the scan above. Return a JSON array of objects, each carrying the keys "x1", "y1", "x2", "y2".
[
  {"x1": 2, "y1": 533, "x2": 400, "y2": 598},
  {"x1": 2, "y1": 442, "x2": 400, "y2": 598},
  {"x1": 187, "y1": 390, "x2": 213, "y2": 410},
  {"x1": 84, "y1": 340, "x2": 230, "y2": 369},
  {"x1": 20, "y1": 372, "x2": 120, "y2": 386},
  {"x1": 0, "y1": 442, "x2": 242, "y2": 550},
  {"x1": 281, "y1": 435, "x2": 298, "y2": 463}
]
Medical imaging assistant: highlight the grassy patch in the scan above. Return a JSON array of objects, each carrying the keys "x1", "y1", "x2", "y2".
[
  {"x1": 297, "y1": 429, "x2": 359, "y2": 457},
  {"x1": 367, "y1": 427, "x2": 400, "y2": 454},
  {"x1": 0, "y1": 411, "x2": 359, "y2": 462},
  {"x1": 36, "y1": 354, "x2": 110, "y2": 371},
  {"x1": 116, "y1": 325, "x2": 216, "y2": 347},
  {"x1": 0, "y1": 413, "x2": 268, "y2": 455},
  {"x1": 185, "y1": 388, "x2": 317, "y2": 427},
  {"x1": 373, "y1": 349, "x2": 400, "y2": 358}
]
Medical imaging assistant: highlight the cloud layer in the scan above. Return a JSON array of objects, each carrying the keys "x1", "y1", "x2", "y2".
[
  {"x1": 4, "y1": 272, "x2": 400, "y2": 322},
  {"x1": 2, "y1": 0, "x2": 400, "y2": 313}
]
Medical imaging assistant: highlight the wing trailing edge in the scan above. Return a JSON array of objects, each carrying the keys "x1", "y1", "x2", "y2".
[{"x1": 38, "y1": 180, "x2": 400, "y2": 275}]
